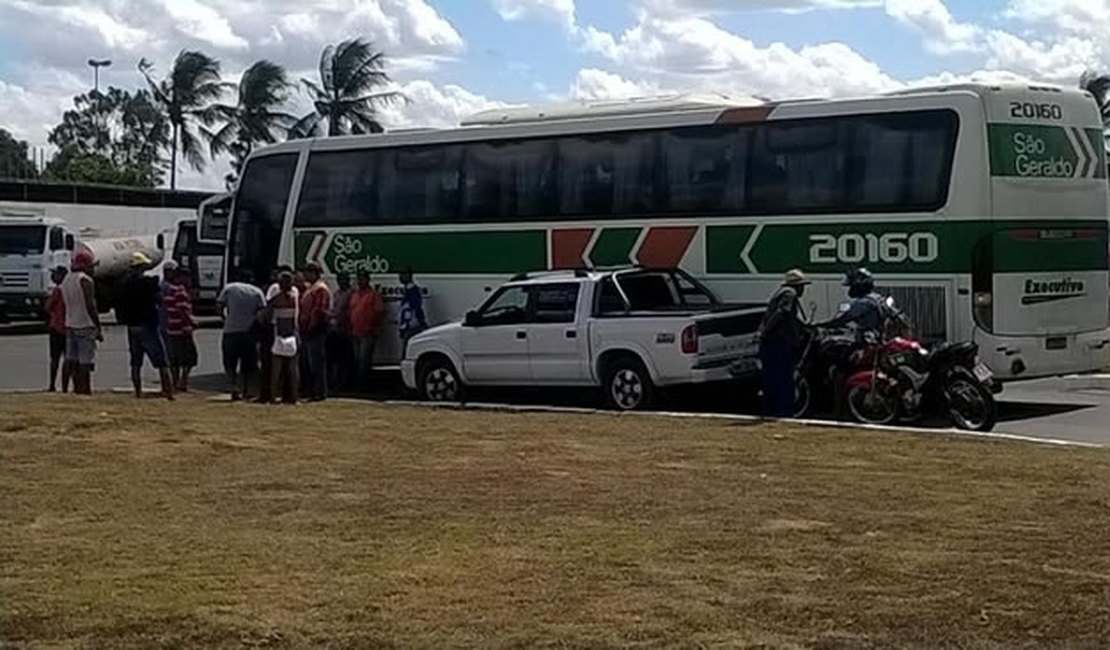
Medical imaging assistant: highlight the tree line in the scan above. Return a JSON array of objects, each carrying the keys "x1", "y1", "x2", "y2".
[{"x1": 0, "y1": 38, "x2": 401, "y2": 189}]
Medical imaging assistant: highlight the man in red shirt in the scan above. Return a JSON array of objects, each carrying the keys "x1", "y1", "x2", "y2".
[
  {"x1": 347, "y1": 270, "x2": 385, "y2": 389},
  {"x1": 298, "y1": 262, "x2": 332, "y2": 401},
  {"x1": 163, "y1": 267, "x2": 198, "y2": 392},
  {"x1": 45, "y1": 266, "x2": 71, "y2": 392}
]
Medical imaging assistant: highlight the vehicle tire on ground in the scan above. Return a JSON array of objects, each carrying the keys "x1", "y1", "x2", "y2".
[
  {"x1": 945, "y1": 374, "x2": 997, "y2": 432},
  {"x1": 846, "y1": 383, "x2": 897, "y2": 425},
  {"x1": 602, "y1": 355, "x2": 655, "y2": 411},
  {"x1": 417, "y1": 356, "x2": 464, "y2": 403}
]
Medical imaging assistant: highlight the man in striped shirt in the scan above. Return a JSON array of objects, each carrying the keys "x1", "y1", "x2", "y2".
[{"x1": 163, "y1": 266, "x2": 198, "y2": 392}]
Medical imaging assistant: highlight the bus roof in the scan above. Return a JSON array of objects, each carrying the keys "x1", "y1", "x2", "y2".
[{"x1": 462, "y1": 92, "x2": 763, "y2": 126}]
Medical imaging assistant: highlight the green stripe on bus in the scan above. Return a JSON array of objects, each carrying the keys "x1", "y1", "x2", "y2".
[
  {"x1": 301, "y1": 230, "x2": 547, "y2": 275},
  {"x1": 704, "y1": 220, "x2": 1108, "y2": 275},
  {"x1": 988, "y1": 124, "x2": 1106, "y2": 179},
  {"x1": 589, "y1": 227, "x2": 640, "y2": 267}
]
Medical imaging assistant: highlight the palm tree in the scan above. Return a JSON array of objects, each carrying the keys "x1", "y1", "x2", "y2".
[
  {"x1": 139, "y1": 50, "x2": 227, "y2": 189},
  {"x1": 1081, "y1": 70, "x2": 1110, "y2": 155},
  {"x1": 292, "y1": 39, "x2": 403, "y2": 138},
  {"x1": 205, "y1": 60, "x2": 294, "y2": 187}
]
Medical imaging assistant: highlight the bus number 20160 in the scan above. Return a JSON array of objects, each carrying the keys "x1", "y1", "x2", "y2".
[{"x1": 808, "y1": 232, "x2": 939, "y2": 265}]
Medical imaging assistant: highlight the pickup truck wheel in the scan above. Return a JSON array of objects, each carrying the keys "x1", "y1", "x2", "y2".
[
  {"x1": 418, "y1": 357, "x2": 464, "y2": 403},
  {"x1": 604, "y1": 357, "x2": 654, "y2": 411}
]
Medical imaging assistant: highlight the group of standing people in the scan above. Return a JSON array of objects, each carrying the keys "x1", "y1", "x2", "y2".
[
  {"x1": 46, "y1": 256, "x2": 428, "y2": 403},
  {"x1": 45, "y1": 251, "x2": 198, "y2": 399},
  {"x1": 217, "y1": 264, "x2": 426, "y2": 404}
]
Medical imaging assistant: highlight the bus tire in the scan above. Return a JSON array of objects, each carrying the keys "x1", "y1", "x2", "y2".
[
  {"x1": 417, "y1": 355, "x2": 464, "y2": 403},
  {"x1": 602, "y1": 354, "x2": 655, "y2": 411}
]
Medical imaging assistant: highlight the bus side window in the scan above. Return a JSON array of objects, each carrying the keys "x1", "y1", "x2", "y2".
[
  {"x1": 661, "y1": 126, "x2": 747, "y2": 213},
  {"x1": 558, "y1": 132, "x2": 656, "y2": 217}
]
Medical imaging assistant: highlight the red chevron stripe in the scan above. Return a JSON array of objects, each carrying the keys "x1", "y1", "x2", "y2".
[
  {"x1": 636, "y1": 226, "x2": 697, "y2": 268},
  {"x1": 551, "y1": 228, "x2": 594, "y2": 269}
]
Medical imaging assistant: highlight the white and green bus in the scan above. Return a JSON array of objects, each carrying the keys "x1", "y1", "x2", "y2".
[{"x1": 220, "y1": 83, "x2": 1110, "y2": 380}]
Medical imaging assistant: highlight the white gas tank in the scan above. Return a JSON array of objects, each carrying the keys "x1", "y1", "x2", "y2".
[{"x1": 77, "y1": 234, "x2": 165, "y2": 279}]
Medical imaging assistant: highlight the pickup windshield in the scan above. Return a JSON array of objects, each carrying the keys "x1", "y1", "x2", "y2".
[
  {"x1": 599, "y1": 270, "x2": 719, "y2": 313},
  {"x1": 0, "y1": 226, "x2": 46, "y2": 255}
]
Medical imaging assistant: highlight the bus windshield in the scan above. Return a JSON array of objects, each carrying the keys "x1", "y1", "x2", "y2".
[{"x1": 0, "y1": 226, "x2": 46, "y2": 255}]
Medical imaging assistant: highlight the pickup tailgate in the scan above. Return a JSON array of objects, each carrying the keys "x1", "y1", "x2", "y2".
[{"x1": 691, "y1": 307, "x2": 764, "y2": 369}]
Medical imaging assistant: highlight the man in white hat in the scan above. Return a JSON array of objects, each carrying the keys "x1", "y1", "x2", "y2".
[{"x1": 758, "y1": 268, "x2": 810, "y2": 417}]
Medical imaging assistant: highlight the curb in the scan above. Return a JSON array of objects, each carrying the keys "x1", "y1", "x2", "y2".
[{"x1": 1062, "y1": 374, "x2": 1110, "y2": 392}]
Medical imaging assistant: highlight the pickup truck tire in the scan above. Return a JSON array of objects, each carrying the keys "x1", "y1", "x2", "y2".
[
  {"x1": 602, "y1": 355, "x2": 655, "y2": 411},
  {"x1": 417, "y1": 356, "x2": 464, "y2": 403}
]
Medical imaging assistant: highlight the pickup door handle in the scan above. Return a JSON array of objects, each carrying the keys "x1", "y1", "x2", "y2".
[
  {"x1": 565, "y1": 330, "x2": 577, "y2": 339},
  {"x1": 516, "y1": 331, "x2": 527, "y2": 340}
]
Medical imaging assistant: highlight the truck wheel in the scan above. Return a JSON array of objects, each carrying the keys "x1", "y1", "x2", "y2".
[
  {"x1": 603, "y1": 356, "x2": 655, "y2": 411},
  {"x1": 418, "y1": 357, "x2": 464, "y2": 403}
]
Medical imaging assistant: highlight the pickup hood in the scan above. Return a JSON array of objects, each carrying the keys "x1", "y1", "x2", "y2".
[{"x1": 409, "y1": 321, "x2": 463, "y2": 348}]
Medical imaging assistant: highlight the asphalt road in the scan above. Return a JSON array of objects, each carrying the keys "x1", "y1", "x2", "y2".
[{"x1": 2, "y1": 322, "x2": 1108, "y2": 445}]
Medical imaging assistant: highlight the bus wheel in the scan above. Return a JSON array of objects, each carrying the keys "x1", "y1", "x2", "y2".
[
  {"x1": 603, "y1": 355, "x2": 654, "y2": 411},
  {"x1": 418, "y1": 357, "x2": 464, "y2": 403}
]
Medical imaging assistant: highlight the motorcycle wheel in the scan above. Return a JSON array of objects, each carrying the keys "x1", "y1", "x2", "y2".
[
  {"x1": 846, "y1": 384, "x2": 897, "y2": 425},
  {"x1": 945, "y1": 376, "x2": 997, "y2": 432},
  {"x1": 793, "y1": 374, "x2": 812, "y2": 418}
]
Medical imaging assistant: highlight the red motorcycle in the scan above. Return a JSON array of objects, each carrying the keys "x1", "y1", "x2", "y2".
[{"x1": 845, "y1": 330, "x2": 998, "y2": 432}]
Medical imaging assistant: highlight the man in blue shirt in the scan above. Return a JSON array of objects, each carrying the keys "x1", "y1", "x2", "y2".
[{"x1": 398, "y1": 267, "x2": 427, "y2": 356}]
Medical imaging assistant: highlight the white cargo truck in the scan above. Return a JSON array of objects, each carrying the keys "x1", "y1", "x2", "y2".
[{"x1": 0, "y1": 214, "x2": 166, "y2": 320}]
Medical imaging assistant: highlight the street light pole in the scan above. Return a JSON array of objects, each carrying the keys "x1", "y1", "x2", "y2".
[{"x1": 87, "y1": 58, "x2": 112, "y2": 93}]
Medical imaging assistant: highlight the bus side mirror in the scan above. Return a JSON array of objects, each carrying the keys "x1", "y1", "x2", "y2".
[{"x1": 156, "y1": 233, "x2": 165, "y2": 250}]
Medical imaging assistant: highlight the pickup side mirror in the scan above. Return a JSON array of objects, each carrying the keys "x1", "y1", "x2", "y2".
[{"x1": 464, "y1": 310, "x2": 481, "y2": 327}]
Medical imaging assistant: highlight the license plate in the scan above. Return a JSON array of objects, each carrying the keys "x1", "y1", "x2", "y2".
[
  {"x1": 973, "y1": 363, "x2": 993, "y2": 382},
  {"x1": 1046, "y1": 337, "x2": 1067, "y2": 350}
]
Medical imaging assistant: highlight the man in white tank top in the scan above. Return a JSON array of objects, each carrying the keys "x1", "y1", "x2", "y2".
[{"x1": 60, "y1": 249, "x2": 102, "y2": 395}]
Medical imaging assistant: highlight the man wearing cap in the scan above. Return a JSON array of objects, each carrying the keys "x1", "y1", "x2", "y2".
[
  {"x1": 60, "y1": 250, "x2": 101, "y2": 395},
  {"x1": 758, "y1": 269, "x2": 810, "y2": 418},
  {"x1": 117, "y1": 251, "x2": 174, "y2": 400}
]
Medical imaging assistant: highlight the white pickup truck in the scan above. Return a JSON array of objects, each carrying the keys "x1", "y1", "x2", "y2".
[{"x1": 401, "y1": 267, "x2": 764, "y2": 410}]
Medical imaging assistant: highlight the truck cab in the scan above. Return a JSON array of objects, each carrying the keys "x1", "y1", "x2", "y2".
[{"x1": 0, "y1": 215, "x2": 74, "y2": 320}]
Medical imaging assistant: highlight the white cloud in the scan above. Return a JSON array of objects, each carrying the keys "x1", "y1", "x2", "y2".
[
  {"x1": 569, "y1": 68, "x2": 660, "y2": 100},
  {"x1": 983, "y1": 30, "x2": 1098, "y2": 83},
  {"x1": 884, "y1": 0, "x2": 981, "y2": 54},
  {"x1": 377, "y1": 80, "x2": 511, "y2": 129},
  {"x1": 492, "y1": 0, "x2": 576, "y2": 29},
  {"x1": 1003, "y1": 0, "x2": 1110, "y2": 40},
  {"x1": 638, "y1": 0, "x2": 881, "y2": 15},
  {"x1": 4, "y1": 1, "x2": 151, "y2": 51},
  {"x1": 580, "y1": 12, "x2": 899, "y2": 99},
  {"x1": 158, "y1": 0, "x2": 248, "y2": 50}
]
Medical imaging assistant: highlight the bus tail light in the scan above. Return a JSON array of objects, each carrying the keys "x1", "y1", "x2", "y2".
[
  {"x1": 681, "y1": 324, "x2": 698, "y2": 355},
  {"x1": 973, "y1": 291, "x2": 993, "y2": 332}
]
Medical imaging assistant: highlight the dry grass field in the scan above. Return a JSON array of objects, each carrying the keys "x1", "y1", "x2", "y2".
[{"x1": 2, "y1": 393, "x2": 1110, "y2": 648}]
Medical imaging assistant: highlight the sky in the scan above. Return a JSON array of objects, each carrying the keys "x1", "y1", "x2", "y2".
[{"x1": 1, "y1": 0, "x2": 1108, "y2": 190}]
